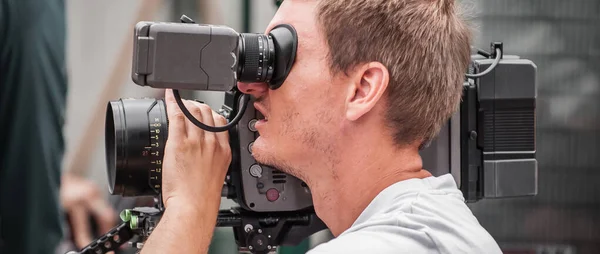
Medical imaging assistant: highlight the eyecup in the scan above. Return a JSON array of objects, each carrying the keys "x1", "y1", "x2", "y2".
[{"x1": 268, "y1": 24, "x2": 298, "y2": 89}]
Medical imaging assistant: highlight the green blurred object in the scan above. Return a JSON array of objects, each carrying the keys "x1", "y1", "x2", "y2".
[
  {"x1": 278, "y1": 238, "x2": 310, "y2": 254},
  {"x1": 129, "y1": 215, "x2": 139, "y2": 229},
  {"x1": 120, "y1": 209, "x2": 132, "y2": 222},
  {"x1": 0, "y1": 0, "x2": 67, "y2": 253},
  {"x1": 208, "y1": 228, "x2": 238, "y2": 254}
]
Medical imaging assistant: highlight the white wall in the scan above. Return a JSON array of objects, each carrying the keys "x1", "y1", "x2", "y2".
[
  {"x1": 251, "y1": 0, "x2": 279, "y2": 32},
  {"x1": 64, "y1": 0, "x2": 173, "y2": 188}
]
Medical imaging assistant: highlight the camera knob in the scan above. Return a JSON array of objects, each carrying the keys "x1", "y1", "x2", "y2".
[
  {"x1": 249, "y1": 164, "x2": 263, "y2": 178},
  {"x1": 249, "y1": 119, "x2": 258, "y2": 132}
]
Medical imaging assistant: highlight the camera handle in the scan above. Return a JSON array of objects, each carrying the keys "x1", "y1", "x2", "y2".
[{"x1": 66, "y1": 207, "x2": 325, "y2": 254}]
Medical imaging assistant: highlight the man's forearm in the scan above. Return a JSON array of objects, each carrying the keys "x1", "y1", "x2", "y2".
[{"x1": 140, "y1": 198, "x2": 220, "y2": 254}]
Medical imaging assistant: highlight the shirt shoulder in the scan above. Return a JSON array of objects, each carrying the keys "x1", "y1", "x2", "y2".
[
  {"x1": 308, "y1": 174, "x2": 503, "y2": 254},
  {"x1": 307, "y1": 228, "x2": 438, "y2": 254}
]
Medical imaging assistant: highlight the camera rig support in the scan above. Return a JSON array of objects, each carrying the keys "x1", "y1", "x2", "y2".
[{"x1": 68, "y1": 201, "x2": 326, "y2": 254}]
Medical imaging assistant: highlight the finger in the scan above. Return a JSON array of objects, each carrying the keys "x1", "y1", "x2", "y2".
[
  {"x1": 213, "y1": 110, "x2": 230, "y2": 146},
  {"x1": 165, "y1": 89, "x2": 186, "y2": 140},
  {"x1": 69, "y1": 205, "x2": 93, "y2": 249},
  {"x1": 193, "y1": 101, "x2": 218, "y2": 148},
  {"x1": 183, "y1": 100, "x2": 205, "y2": 141},
  {"x1": 87, "y1": 198, "x2": 117, "y2": 236},
  {"x1": 193, "y1": 101, "x2": 216, "y2": 128}
]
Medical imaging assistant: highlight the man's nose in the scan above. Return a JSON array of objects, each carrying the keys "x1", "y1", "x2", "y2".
[{"x1": 237, "y1": 82, "x2": 269, "y2": 97}]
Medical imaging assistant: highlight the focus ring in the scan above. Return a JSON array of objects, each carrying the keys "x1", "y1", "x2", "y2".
[
  {"x1": 105, "y1": 98, "x2": 168, "y2": 197},
  {"x1": 241, "y1": 34, "x2": 260, "y2": 81}
]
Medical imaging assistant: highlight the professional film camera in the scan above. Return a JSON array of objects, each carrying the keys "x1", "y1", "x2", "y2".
[{"x1": 69, "y1": 14, "x2": 538, "y2": 254}]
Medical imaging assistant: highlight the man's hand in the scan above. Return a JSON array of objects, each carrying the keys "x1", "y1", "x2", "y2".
[
  {"x1": 60, "y1": 173, "x2": 117, "y2": 249},
  {"x1": 140, "y1": 89, "x2": 231, "y2": 254},
  {"x1": 161, "y1": 89, "x2": 231, "y2": 209}
]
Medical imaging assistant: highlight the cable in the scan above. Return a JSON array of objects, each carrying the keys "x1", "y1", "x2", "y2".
[
  {"x1": 465, "y1": 47, "x2": 502, "y2": 78},
  {"x1": 471, "y1": 46, "x2": 490, "y2": 58},
  {"x1": 172, "y1": 89, "x2": 250, "y2": 132}
]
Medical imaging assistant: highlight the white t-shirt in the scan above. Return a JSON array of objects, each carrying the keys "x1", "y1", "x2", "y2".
[{"x1": 307, "y1": 174, "x2": 502, "y2": 254}]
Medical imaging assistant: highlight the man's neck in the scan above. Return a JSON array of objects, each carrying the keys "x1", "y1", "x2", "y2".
[{"x1": 308, "y1": 137, "x2": 432, "y2": 237}]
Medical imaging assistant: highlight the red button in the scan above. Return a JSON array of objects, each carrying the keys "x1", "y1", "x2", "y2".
[{"x1": 266, "y1": 188, "x2": 279, "y2": 202}]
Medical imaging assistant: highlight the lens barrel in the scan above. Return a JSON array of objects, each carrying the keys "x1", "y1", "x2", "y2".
[
  {"x1": 105, "y1": 98, "x2": 168, "y2": 197},
  {"x1": 238, "y1": 33, "x2": 275, "y2": 83}
]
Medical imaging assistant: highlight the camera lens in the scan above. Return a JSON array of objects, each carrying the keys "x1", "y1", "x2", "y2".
[
  {"x1": 237, "y1": 24, "x2": 297, "y2": 90},
  {"x1": 105, "y1": 98, "x2": 168, "y2": 197},
  {"x1": 238, "y1": 33, "x2": 275, "y2": 84}
]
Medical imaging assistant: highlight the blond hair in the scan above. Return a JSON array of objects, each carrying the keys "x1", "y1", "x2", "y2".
[{"x1": 316, "y1": 0, "x2": 473, "y2": 146}]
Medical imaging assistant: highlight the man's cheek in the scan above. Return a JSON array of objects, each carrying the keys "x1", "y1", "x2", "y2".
[{"x1": 280, "y1": 108, "x2": 302, "y2": 137}]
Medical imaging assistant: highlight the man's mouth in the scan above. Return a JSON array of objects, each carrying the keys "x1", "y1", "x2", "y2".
[
  {"x1": 257, "y1": 117, "x2": 268, "y2": 124},
  {"x1": 254, "y1": 103, "x2": 269, "y2": 127},
  {"x1": 257, "y1": 113, "x2": 268, "y2": 122}
]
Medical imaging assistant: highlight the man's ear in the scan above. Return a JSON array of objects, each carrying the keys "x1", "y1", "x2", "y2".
[{"x1": 345, "y1": 62, "x2": 389, "y2": 121}]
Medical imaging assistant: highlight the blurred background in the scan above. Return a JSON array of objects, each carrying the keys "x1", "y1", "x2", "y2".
[
  {"x1": 467, "y1": 1, "x2": 600, "y2": 253},
  {"x1": 0, "y1": 0, "x2": 598, "y2": 253}
]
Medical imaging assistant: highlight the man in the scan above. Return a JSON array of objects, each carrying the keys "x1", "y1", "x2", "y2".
[{"x1": 141, "y1": 0, "x2": 502, "y2": 253}]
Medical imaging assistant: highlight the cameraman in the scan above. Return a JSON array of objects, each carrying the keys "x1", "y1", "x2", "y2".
[{"x1": 142, "y1": 0, "x2": 502, "y2": 253}]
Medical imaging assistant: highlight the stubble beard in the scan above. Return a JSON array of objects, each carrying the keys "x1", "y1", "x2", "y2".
[
  {"x1": 252, "y1": 107, "x2": 337, "y2": 184},
  {"x1": 252, "y1": 135, "x2": 311, "y2": 183}
]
